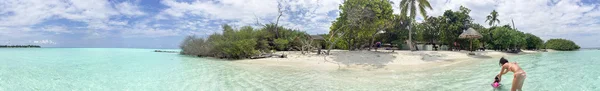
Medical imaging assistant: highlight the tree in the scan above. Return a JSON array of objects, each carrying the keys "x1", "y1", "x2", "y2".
[
  {"x1": 471, "y1": 23, "x2": 489, "y2": 50},
  {"x1": 416, "y1": 16, "x2": 441, "y2": 46},
  {"x1": 438, "y1": 6, "x2": 472, "y2": 50},
  {"x1": 510, "y1": 30, "x2": 526, "y2": 50},
  {"x1": 378, "y1": 15, "x2": 412, "y2": 50},
  {"x1": 368, "y1": 0, "x2": 395, "y2": 51},
  {"x1": 399, "y1": 0, "x2": 433, "y2": 51},
  {"x1": 524, "y1": 33, "x2": 544, "y2": 50},
  {"x1": 545, "y1": 39, "x2": 580, "y2": 51},
  {"x1": 180, "y1": 35, "x2": 212, "y2": 56},
  {"x1": 490, "y1": 26, "x2": 527, "y2": 51},
  {"x1": 181, "y1": 23, "x2": 309, "y2": 59},
  {"x1": 486, "y1": 10, "x2": 500, "y2": 26},
  {"x1": 274, "y1": 0, "x2": 285, "y2": 39},
  {"x1": 484, "y1": 10, "x2": 500, "y2": 50},
  {"x1": 328, "y1": 0, "x2": 394, "y2": 53},
  {"x1": 491, "y1": 27, "x2": 513, "y2": 50}
]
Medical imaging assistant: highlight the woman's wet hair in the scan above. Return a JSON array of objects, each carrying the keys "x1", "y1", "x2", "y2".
[{"x1": 499, "y1": 57, "x2": 509, "y2": 66}]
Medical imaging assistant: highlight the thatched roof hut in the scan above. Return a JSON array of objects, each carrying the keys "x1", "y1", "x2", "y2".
[
  {"x1": 459, "y1": 28, "x2": 482, "y2": 39},
  {"x1": 309, "y1": 35, "x2": 325, "y2": 40},
  {"x1": 459, "y1": 28, "x2": 482, "y2": 52}
]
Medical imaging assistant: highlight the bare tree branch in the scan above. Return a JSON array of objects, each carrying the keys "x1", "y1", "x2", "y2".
[
  {"x1": 274, "y1": 0, "x2": 286, "y2": 39},
  {"x1": 253, "y1": 14, "x2": 264, "y2": 26}
]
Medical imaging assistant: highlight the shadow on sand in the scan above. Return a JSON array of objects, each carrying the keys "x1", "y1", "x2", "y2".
[
  {"x1": 466, "y1": 51, "x2": 494, "y2": 58},
  {"x1": 331, "y1": 51, "x2": 395, "y2": 70},
  {"x1": 327, "y1": 50, "x2": 498, "y2": 71}
]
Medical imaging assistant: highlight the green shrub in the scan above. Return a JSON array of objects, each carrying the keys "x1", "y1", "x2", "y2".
[
  {"x1": 256, "y1": 39, "x2": 270, "y2": 51},
  {"x1": 214, "y1": 39, "x2": 259, "y2": 59},
  {"x1": 491, "y1": 27, "x2": 526, "y2": 50},
  {"x1": 545, "y1": 39, "x2": 580, "y2": 51},
  {"x1": 211, "y1": 25, "x2": 261, "y2": 59},
  {"x1": 274, "y1": 38, "x2": 289, "y2": 51},
  {"x1": 180, "y1": 24, "x2": 309, "y2": 59},
  {"x1": 180, "y1": 35, "x2": 212, "y2": 56},
  {"x1": 524, "y1": 33, "x2": 544, "y2": 50},
  {"x1": 391, "y1": 40, "x2": 404, "y2": 49}
]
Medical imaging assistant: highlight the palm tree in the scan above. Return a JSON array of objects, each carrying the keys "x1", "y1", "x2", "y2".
[
  {"x1": 486, "y1": 10, "x2": 500, "y2": 26},
  {"x1": 485, "y1": 10, "x2": 500, "y2": 51},
  {"x1": 399, "y1": 0, "x2": 432, "y2": 51}
]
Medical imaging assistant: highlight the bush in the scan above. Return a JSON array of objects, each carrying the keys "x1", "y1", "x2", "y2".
[
  {"x1": 274, "y1": 38, "x2": 289, "y2": 51},
  {"x1": 491, "y1": 27, "x2": 513, "y2": 49},
  {"x1": 256, "y1": 39, "x2": 270, "y2": 51},
  {"x1": 213, "y1": 39, "x2": 259, "y2": 59},
  {"x1": 391, "y1": 40, "x2": 404, "y2": 49},
  {"x1": 261, "y1": 24, "x2": 309, "y2": 51},
  {"x1": 491, "y1": 27, "x2": 526, "y2": 50},
  {"x1": 180, "y1": 25, "x2": 261, "y2": 59},
  {"x1": 211, "y1": 25, "x2": 261, "y2": 59},
  {"x1": 180, "y1": 35, "x2": 212, "y2": 56},
  {"x1": 545, "y1": 39, "x2": 580, "y2": 51},
  {"x1": 524, "y1": 33, "x2": 544, "y2": 50},
  {"x1": 180, "y1": 24, "x2": 309, "y2": 59}
]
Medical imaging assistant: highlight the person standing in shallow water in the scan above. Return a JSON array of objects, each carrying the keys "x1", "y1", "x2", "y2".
[{"x1": 497, "y1": 57, "x2": 527, "y2": 91}]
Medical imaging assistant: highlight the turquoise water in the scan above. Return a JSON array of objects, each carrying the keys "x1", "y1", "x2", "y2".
[{"x1": 1, "y1": 48, "x2": 599, "y2": 90}]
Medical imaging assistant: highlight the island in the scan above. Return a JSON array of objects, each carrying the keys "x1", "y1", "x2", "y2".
[{"x1": 0, "y1": 45, "x2": 41, "y2": 48}]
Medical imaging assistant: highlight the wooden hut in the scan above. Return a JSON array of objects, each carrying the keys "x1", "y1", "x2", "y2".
[{"x1": 309, "y1": 35, "x2": 325, "y2": 54}]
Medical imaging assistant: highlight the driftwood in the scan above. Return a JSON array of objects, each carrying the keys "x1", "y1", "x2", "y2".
[
  {"x1": 154, "y1": 50, "x2": 179, "y2": 53},
  {"x1": 250, "y1": 53, "x2": 287, "y2": 59}
]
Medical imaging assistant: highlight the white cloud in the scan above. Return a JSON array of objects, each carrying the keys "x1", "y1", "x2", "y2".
[
  {"x1": 0, "y1": 0, "x2": 66, "y2": 27},
  {"x1": 1, "y1": 0, "x2": 599, "y2": 48},
  {"x1": 121, "y1": 28, "x2": 180, "y2": 38},
  {"x1": 108, "y1": 20, "x2": 129, "y2": 26},
  {"x1": 116, "y1": 2, "x2": 146, "y2": 16},
  {"x1": 32, "y1": 39, "x2": 57, "y2": 44},
  {"x1": 277, "y1": 0, "x2": 342, "y2": 34},
  {"x1": 0, "y1": 27, "x2": 36, "y2": 40},
  {"x1": 41, "y1": 25, "x2": 71, "y2": 34},
  {"x1": 0, "y1": 0, "x2": 144, "y2": 30},
  {"x1": 158, "y1": 0, "x2": 341, "y2": 34},
  {"x1": 159, "y1": 0, "x2": 278, "y2": 25}
]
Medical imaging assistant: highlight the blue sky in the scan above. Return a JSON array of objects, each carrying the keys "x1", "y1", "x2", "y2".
[{"x1": 1, "y1": 0, "x2": 599, "y2": 48}]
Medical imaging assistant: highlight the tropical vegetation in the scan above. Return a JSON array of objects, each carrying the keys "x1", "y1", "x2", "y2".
[
  {"x1": 544, "y1": 39, "x2": 580, "y2": 51},
  {"x1": 399, "y1": 0, "x2": 433, "y2": 50},
  {"x1": 180, "y1": 0, "x2": 579, "y2": 59},
  {"x1": 180, "y1": 24, "x2": 310, "y2": 59}
]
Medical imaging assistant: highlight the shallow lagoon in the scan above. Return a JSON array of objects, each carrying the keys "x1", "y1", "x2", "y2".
[{"x1": 1, "y1": 48, "x2": 598, "y2": 90}]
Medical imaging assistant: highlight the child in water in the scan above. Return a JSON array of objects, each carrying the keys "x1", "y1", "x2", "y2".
[{"x1": 491, "y1": 75, "x2": 501, "y2": 88}]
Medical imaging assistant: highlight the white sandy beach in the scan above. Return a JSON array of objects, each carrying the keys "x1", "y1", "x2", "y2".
[{"x1": 236, "y1": 50, "x2": 539, "y2": 72}]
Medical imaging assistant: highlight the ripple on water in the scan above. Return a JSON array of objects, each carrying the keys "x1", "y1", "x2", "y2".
[{"x1": 1, "y1": 49, "x2": 599, "y2": 90}]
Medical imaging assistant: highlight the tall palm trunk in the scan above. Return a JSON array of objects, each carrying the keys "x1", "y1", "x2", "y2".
[{"x1": 408, "y1": 25, "x2": 414, "y2": 51}]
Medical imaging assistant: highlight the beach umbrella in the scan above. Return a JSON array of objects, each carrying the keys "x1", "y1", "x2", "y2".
[{"x1": 459, "y1": 28, "x2": 482, "y2": 52}]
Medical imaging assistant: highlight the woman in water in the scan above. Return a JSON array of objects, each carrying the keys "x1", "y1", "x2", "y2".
[{"x1": 497, "y1": 57, "x2": 526, "y2": 91}]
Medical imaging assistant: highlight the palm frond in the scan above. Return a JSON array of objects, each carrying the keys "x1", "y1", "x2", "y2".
[
  {"x1": 418, "y1": 4, "x2": 428, "y2": 18},
  {"x1": 399, "y1": 0, "x2": 409, "y2": 17},
  {"x1": 418, "y1": 0, "x2": 433, "y2": 10}
]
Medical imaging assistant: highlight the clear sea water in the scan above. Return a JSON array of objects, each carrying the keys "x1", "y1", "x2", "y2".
[{"x1": 1, "y1": 48, "x2": 599, "y2": 90}]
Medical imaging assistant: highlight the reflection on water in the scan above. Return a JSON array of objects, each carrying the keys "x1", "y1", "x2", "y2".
[{"x1": 1, "y1": 48, "x2": 599, "y2": 90}]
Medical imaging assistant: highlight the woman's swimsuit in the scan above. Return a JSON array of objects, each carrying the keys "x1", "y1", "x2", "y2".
[{"x1": 509, "y1": 63, "x2": 526, "y2": 84}]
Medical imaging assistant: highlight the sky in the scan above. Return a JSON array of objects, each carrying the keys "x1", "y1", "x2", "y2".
[{"x1": 1, "y1": 0, "x2": 599, "y2": 48}]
